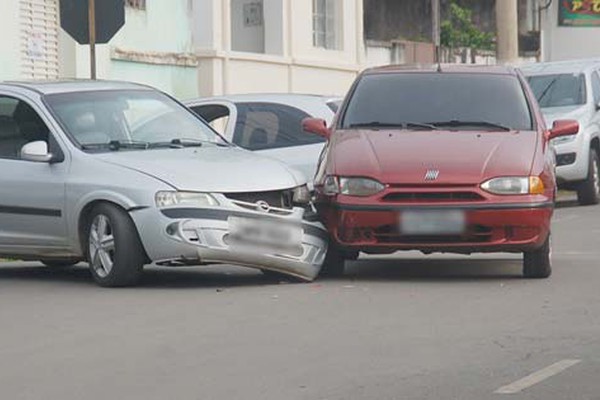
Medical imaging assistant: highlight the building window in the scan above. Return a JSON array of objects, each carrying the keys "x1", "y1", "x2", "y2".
[
  {"x1": 126, "y1": 0, "x2": 146, "y2": 10},
  {"x1": 313, "y1": 0, "x2": 341, "y2": 50}
]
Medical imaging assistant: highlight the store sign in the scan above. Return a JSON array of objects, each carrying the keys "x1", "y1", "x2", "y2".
[{"x1": 559, "y1": 0, "x2": 600, "y2": 26}]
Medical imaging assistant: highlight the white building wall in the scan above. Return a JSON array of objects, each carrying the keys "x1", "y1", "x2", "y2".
[
  {"x1": 0, "y1": 0, "x2": 22, "y2": 81},
  {"x1": 541, "y1": 1, "x2": 600, "y2": 61}
]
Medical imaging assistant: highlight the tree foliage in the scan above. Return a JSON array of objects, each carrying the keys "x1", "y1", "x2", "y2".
[{"x1": 440, "y1": 2, "x2": 495, "y2": 50}]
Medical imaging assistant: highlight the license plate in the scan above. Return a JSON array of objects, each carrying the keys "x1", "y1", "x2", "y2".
[
  {"x1": 400, "y1": 210, "x2": 466, "y2": 235},
  {"x1": 228, "y1": 217, "x2": 303, "y2": 249}
]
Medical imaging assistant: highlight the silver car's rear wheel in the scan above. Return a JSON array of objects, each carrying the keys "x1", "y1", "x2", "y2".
[
  {"x1": 85, "y1": 203, "x2": 146, "y2": 287},
  {"x1": 89, "y1": 215, "x2": 115, "y2": 278}
]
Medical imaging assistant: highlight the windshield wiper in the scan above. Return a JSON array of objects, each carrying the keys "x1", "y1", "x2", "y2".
[
  {"x1": 349, "y1": 121, "x2": 438, "y2": 130},
  {"x1": 148, "y1": 138, "x2": 230, "y2": 149},
  {"x1": 81, "y1": 140, "x2": 150, "y2": 151},
  {"x1": 428, "y1": 120, "x2": 512, "y2": 132}
]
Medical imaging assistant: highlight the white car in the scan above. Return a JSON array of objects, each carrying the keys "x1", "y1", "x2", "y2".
[
  {"x1": 523, "y1": 60, "x2": 600, "y2": 205},
  {"x1": 184, "y1": 94, "x2": 341, "y2": 181}
]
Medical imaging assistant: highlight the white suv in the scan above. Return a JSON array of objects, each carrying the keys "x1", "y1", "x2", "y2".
[{"x1": 523, "y1": 60, "x2": 600, "y2": 205}]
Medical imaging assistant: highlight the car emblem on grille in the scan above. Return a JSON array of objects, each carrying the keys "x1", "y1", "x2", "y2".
[
  {"x1": 255, "y1": 200, "x2": 271, "y2": 212},
  {"x1": 424, "y1": 169, "x2": 440, "y2": 181}
]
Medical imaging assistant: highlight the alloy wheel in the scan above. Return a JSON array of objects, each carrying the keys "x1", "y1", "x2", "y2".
[{"x1": 88, "y1": 214, "x2": 116, "y2": 278}]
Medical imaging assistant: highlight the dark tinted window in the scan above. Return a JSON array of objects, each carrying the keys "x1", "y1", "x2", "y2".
[
  {"x1": 342, "y1": 73, "x2": 533, "y2": 131},
  {"x1": 232, "y1": 102, "x2": 324, "y2": 150},
  {"x1": 0, "y1": 96, "x2": 49, "y2": 159},
  {"x1": 326, "y1": 100, "x2": 341, "y2": 113},
  {"x1": 527, "y1": 74, "x2": 586, "y2": 108}
]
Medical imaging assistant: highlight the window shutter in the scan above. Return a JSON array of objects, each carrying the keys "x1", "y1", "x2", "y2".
[{"x1": 20, "y1": 0, "x2": 59, "y2": 80}]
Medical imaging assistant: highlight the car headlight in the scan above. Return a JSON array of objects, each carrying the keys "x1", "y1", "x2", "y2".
[
  {"x1": 155, "y1": 191, "x2": 219, "y2": 208},
  {"x1": 481, "y1": 176, "x2": 545, "y2": 195},
  {"x1": 340, "y1": 177, "x2": 385, "y2": 197},
  {"x1": 292, "y1": 185, "x2": 311, "y2": 204}
]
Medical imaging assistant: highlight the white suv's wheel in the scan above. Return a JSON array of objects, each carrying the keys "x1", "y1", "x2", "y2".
[
  {"x1": 577, "y1": 150, "x2": 600, "y2": 206},
  {"x1": 86, "y1": 203, "x2": 146, "y2": 287}
]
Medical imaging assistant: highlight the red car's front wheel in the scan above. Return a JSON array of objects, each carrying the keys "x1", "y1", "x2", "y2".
[{"x1": 523, "y1": 235, "x2": 552, "y2": 279}]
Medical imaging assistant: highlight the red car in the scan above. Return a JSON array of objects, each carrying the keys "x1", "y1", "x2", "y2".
[{"x1": 303, "y1": 65, "x2": 579, "y2": 279}]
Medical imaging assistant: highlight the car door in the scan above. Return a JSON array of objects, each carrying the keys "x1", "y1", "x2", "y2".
[
  {"x1": 0, "y1": 93, "x2": 69, "y2": 255},
  {"x1": 589, "y1": 70, "x2": 600, "y2": 137},
  {"x1": 230, "y1": 102, "x2": 327, "y2": 181}
]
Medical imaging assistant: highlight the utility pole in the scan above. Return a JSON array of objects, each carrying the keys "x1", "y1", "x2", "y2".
[
  {"x1": 496, "y1": 0, "x2": 519, "y2": 63},
  {"x1": 88, "y1": 0, "x2": 97, "y2": 79},
  {"x1": 432, "y1": 0, "x2": 441, "y2": 63}
]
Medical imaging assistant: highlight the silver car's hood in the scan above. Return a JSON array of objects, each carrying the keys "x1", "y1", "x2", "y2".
[{"x1": 95, "y1": 147, "x2": 305, "y2": 192}]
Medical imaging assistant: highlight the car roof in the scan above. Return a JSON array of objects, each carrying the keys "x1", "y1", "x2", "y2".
[
  {"x1": 520, "y1": 59, "x2": 600, "y2": 76},
  {"x1": 185, "y1": 93, "x2": 342, "y2": 104},
  {"x1": 362, "y1": 63, "x2": 519, "y2": 76},
  {"x1": 0, "y1": 80, "x2": 155, "y2": 95}
]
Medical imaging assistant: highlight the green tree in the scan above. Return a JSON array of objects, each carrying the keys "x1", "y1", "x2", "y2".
[{"x1": 441, "y1": 2, "x2": 495, "y2": 62}]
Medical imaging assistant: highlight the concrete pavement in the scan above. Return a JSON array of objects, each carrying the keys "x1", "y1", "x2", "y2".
[{"x1": 0, "y1": 199, "x2": 599, "y2": 400}]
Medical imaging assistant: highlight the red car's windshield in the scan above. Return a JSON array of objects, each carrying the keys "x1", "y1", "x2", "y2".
[{"x1": 341, "y1": 73, "x2": 534, "y2": 131}]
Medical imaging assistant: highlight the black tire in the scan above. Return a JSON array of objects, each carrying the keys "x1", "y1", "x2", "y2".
[
  {"x1": 576, "y1": 150, "x2": 600, "y2": 206},
  {"x1": 85, "y1": 203, "x2": 145, "y2": 287},
  {"x1": 41, "y1": 259, "x2": 80, "y2": 268},
  {"x1": 523, "y1": 235, "x2": 552, "y2": 279},
  {"x1": 319, "y1": 243, "x2": 346, "y2": 278}
]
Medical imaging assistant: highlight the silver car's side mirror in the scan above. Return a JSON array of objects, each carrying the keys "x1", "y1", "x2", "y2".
[{"x1": 21, "y1": 141, "x2": 54, "y2": 163}]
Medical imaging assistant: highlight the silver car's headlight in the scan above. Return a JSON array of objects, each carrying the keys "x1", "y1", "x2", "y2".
[
  {"x1": 340, "y1": 177, "x2": 385, "y2": 197},
  {"x1": 292, "y1": 185, "x2": 311, "y2": 204},
  {"x1": 155, "y1": 191, "x2": 219, "y2": 208},
  {"x1": 481, "y1": 176, "x2": 545, "y2": 195}
]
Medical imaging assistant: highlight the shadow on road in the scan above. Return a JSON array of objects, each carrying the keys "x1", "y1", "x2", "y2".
[
  {"x1": 339, "y1": 257, "x2": 525, "y2": 282},
  {"x1": 555, "y1": 199, "x2": 580, "y2": 209},
  {"x1": 0, "y1": 256, "x2": 526, "y2": 288}
]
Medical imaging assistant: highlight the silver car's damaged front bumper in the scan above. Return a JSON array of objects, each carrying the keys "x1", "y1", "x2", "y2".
[{"x1": 130, "y1": 199, "x2": 329, "y2": 281}]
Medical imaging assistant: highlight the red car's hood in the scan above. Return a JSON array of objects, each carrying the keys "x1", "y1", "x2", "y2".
[{"x1": 332, "y1": 130, "x2": 538, "y2": 185}]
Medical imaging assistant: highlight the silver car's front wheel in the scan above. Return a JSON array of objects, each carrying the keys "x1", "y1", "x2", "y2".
[
  {"x1": 85, "y1": 203, "x2": 146, "y2": 287},
  {"x1": 89, "y1": 215, "x2": 115, "y2": 278}
]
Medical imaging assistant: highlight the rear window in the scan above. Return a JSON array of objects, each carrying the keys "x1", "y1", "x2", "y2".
[
  {"x1": 527, "y1": 73, "x2": 586, "y2": 108},
  {"x1": 341, "y1": 73, "x2": 533, "y2": 131}
]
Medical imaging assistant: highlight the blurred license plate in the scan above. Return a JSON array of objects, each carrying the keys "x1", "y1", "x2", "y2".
[
  {"x1": 400, "y1": 210, "x2": 466, "y2": 235},
  {"x1": 228, "y1": 217, "x2": 303, "y2": 249}
]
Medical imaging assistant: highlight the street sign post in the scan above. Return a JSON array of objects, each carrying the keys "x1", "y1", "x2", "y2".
[{"x1": 59, "y1": 0, "x2": 125, "y2": 79}]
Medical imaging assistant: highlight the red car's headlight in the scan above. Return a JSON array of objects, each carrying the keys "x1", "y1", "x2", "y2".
[
  {"x1": 481, "y1": 176, "x2": 545, "y2": 195},
  {"x1": 340, "y1": 177, "x2": 385, "y2": 197}
]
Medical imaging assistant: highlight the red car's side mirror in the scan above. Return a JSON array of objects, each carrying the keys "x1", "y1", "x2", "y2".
[
  {"x1": 547, "y1": 120, "x2": 579, "y2": 140},
  {"x1": 302, "y1": 117, "x2": 331, "y2": 140}
]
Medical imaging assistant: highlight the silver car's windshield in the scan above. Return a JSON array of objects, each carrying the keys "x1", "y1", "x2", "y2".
[
  {"x1": 44, "y1": 89, "x2": 228, "y2": 151},
  {"x1": 527, "y1": 73, "x2": 586, "y2": 108}
]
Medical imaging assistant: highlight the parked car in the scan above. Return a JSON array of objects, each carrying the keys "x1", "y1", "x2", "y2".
[
  {"x1": 522, "y1": 60, "x2": 600, "y2": 205},
  {"x1": 304, "y1": 65, "x2": 578, "y2": 278},
  {"x1": 0, "y1": 81, "x2": 328, "y2": 286},
  {"x1": 184, "y1": 94, "x2": 341, "y2": 181}
]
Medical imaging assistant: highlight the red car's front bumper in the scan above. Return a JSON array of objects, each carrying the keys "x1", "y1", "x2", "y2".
[{"x1": 319, "y1": 198, "x2": 554, "y2": 255}]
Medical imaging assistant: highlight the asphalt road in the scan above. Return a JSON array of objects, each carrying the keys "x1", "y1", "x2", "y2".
[{"x1": 1, "y1": 198, "x2": 599, "y2": 400}]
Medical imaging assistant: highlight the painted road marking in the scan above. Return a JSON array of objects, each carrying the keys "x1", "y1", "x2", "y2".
[{"x1": 494, "y1": 359, "x2": 581, "y2": 394}]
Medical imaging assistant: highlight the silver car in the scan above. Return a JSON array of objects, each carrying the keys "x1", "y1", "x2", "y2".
[
  {"x1": 184, "y1": 94, "x2": 341, "y2": 181},
  {"x1": 0, "y1": 81, "x2": 328, "y2": 286}
]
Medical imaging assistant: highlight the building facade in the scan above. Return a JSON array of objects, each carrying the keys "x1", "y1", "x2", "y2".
[{"x1": 0, "y1": 0, "x2": 364, "y2": 99}]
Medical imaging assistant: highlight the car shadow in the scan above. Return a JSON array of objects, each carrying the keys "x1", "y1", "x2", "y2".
[
  {"x1": 0, "y1": 263, "x2": 278, "y2": 289},
  {"x1": 555, "y1": 198, "x2": 580, "y2": 209},
  {"x1": 332, "y1": 256, "x2": 525, "y2": 283}
]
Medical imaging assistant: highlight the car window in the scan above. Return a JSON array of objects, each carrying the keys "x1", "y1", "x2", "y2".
[
  {"x1": 527, "y1": 73, "x2": 587, "y2": 108},
  {"x1": 45, "y1": 90, "x2": 225, "y2": 149},
  {"x1": 232, "y1": 102, "x2": 324, "y2": 150},
  {"x1": 191, "y1": 104, "x2": 230, "y2": 135},
  {"x1": 591, "y1": 71, "x2": 600, "y2": 106},
  {"x1": 342, "y1": 73, "x2": 533, "y2": 131},
  {"x1": 0, "y1": 96, "x2": 50, "y2": 160}
]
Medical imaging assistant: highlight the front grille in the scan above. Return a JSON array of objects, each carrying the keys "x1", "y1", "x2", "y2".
[
  {"x1": 373, "y1": 224, "x2": 493, "y2": 244},
  {"x1": 225, "y1": 190, "x2": 293, "y2": 209},
  {"x1": 382, "y1": 191, "x2": 485, "y2": 203}
]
